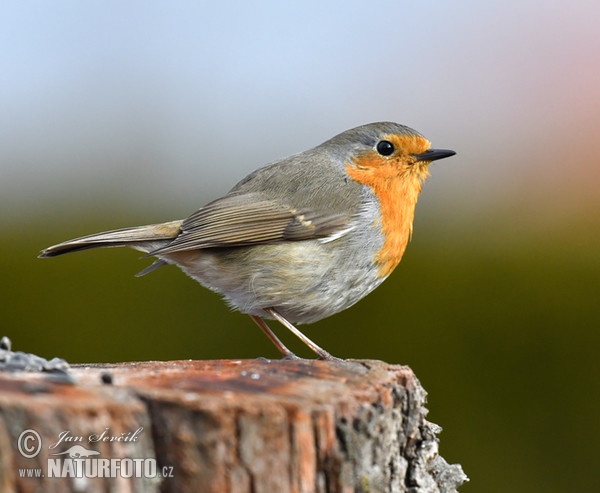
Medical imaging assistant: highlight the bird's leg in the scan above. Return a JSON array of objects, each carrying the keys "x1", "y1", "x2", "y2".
[
  {"x1": 264, "y1": 308, "x2": 340, "y2": 361},
  {"x1": 249, "y1": 315, "x2": 299, "y2": 359}
]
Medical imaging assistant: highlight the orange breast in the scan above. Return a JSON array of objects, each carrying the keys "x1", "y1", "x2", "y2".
[{"x1": 345, "y1": 134, "x2": 431, "y2": 277}]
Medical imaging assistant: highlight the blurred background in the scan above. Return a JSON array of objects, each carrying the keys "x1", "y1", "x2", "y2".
[{"x1": 2, "y1": 1, "x2": 599, "y2": 491}]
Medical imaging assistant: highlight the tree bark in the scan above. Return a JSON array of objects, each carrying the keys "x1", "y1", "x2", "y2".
[{"x1": 0, "y1": 355, "x2": 467, "y2": 493}]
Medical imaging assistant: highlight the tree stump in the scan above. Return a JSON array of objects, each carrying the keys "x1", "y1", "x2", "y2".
[{"x1": 0, "y1": 348, "x2": 467, "y2": 493}]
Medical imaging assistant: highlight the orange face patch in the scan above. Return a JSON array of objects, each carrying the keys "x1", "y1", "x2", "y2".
[{"x1": 346, "y1": 133, "x2": 431, "y2": 277}]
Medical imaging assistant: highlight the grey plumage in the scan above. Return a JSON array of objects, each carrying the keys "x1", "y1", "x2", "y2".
[{"x1": 39, "y1": 122, "x2": 454, "y2": 359}]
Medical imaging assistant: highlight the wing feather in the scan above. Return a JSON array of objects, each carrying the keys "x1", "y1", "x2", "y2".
[{"x1": 150, "y1": 193, "x2": 350, "y2": 255}]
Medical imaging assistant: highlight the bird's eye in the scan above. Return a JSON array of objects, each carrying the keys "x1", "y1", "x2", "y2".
[{"x1": 376, "y1": 140, "x2": 395, "y2": 156}]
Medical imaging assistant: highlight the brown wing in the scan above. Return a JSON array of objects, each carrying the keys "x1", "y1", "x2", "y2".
[{"x1": 149, "y1": 193, "x2": 351, "y2": 255}]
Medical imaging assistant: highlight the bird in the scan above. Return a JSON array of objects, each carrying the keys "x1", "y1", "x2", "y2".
[{"x1": 40, "y1": 122, "x2": 455, "y2": 360}]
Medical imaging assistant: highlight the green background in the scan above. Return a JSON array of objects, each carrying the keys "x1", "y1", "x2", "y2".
[{"x1": 6, "y1": 208, "x2": 599, "y2": 492}]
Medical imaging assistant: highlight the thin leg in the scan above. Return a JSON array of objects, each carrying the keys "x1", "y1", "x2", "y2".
[
  {"x1": 249, "y1": 315, "x2": 299, "y2": 359},
  {"x1": 264, "y1": 308, "x2": 339, "y2": 361}
]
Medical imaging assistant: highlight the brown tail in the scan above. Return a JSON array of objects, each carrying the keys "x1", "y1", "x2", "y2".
[{"x1": 39, "y1": 220, "x2": 183, "y2": 258}]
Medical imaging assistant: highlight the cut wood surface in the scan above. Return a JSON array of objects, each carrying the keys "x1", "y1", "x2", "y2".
[{"x1": 0, "y1": 356, "x2": 467, "y2": 493}]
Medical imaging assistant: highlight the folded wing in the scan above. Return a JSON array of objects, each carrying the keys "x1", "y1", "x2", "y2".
[{"x1": 150, "y1": 193, "x2": 351, "y2": 255}]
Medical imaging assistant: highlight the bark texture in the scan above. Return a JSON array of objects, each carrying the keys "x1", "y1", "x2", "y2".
[{"x1": 0, "y1": 349, "x2": 467, "y2": 493}]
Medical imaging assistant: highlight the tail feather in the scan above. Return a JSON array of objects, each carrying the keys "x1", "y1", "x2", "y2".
[{"x1": 39, "y1": 220, "x2": 183, "y2": 258}]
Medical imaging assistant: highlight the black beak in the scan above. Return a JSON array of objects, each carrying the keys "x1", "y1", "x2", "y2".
[{"x1": 413, "y1": 149, "x2": 456, "y2": 162}]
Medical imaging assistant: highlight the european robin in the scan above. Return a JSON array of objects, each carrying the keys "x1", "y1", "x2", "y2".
[{"x1": 40, "y1": 122, "x2": 455, "y2": 360}]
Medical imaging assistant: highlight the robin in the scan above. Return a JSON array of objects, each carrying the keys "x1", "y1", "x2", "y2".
[{"x1": 40, "y1": 122, "x2": 455, "y2": 360}]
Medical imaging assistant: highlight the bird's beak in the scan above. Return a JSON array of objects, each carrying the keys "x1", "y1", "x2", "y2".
[{"x1": 413, "y1": 149, "x2": 456, "y2": 163}]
